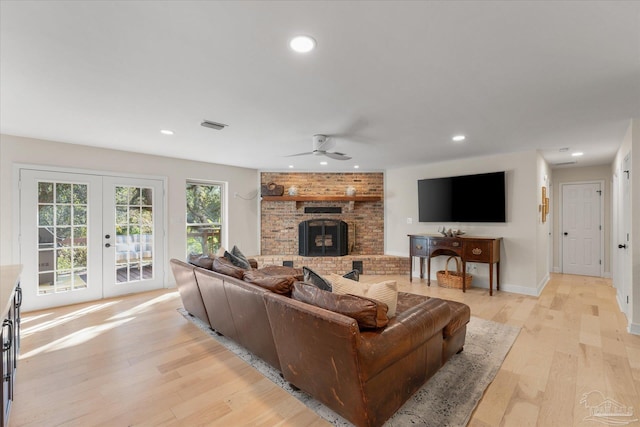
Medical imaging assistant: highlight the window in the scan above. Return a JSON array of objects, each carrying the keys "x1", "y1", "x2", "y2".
[{"x1": 186, "y1": 181, "x2": 223, "y2": 259}]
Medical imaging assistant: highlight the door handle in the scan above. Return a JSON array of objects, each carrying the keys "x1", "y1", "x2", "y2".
[
  {"x1": 563, "y1": 232, "x2": 568, "y2": 236},
  {"x1": 618, "y1": 244, "x2": 627, "y2": 249}
]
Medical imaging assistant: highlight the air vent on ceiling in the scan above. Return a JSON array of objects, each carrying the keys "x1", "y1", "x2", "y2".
[
  {"x1": 201, "y1": 120, "x2": 228, "y2": 130},
  {"x1": 553, "y1": 161, "x2": 577, "y2": 166}
]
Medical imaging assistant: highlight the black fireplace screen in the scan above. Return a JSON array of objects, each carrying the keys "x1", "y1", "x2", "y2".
[{"x1": 299, "y1": 219, "x2": 348, "y2": 256}]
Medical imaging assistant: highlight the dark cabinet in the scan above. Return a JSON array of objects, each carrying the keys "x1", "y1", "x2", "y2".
[{"x1": 1, "y1": 266, "x2": 21, "y2": 427}]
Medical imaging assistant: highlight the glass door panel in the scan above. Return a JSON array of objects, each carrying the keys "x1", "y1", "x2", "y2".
[
  {"x1": 103, "y1": 177, "x2": 164, "y2": 298},
  {"x1": 20, "y1": 170, "x2": 103, "y2": 311}
]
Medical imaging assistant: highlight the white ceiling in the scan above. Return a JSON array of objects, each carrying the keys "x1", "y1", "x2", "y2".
[{"x1": 1, "y1": 1, "x2": 639, "y2": 172}]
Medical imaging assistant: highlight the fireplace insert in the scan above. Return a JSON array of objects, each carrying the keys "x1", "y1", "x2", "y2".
[{"x1": 299, "y1": 219, "x2": 348, "y2": 256}]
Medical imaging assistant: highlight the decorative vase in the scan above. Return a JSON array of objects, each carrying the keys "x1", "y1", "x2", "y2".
[
  {"x1": 288, "y1": 186, "x2": 298, "y2": 196},
  {"x1": 346, "y1": 186, "x2": 356, "y2": 196}
]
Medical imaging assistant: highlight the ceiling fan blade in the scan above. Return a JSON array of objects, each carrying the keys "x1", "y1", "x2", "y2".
[
  {"x1": 285, "y1": 152, "x2": 314, "y2": 157},
  {"x1": 324, "y1": 152, "x2": 352, "y2": 161}
]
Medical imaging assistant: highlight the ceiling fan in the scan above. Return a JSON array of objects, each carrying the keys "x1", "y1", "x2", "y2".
[{"x1": 286, "y1": 134, "x2": 352, "y2": 161}]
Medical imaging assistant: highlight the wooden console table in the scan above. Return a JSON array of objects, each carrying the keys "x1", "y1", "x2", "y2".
[{"x1": 408, "y1": 234, "x2": 502, "y2": 295}]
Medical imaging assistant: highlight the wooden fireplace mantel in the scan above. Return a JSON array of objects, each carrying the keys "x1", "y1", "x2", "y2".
[{"x1": 261, "y1": 195, "x2": 381, "y2": 210}]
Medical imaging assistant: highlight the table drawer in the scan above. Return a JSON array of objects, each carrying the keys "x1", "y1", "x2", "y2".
[
  {"x1": 463, "y1": 241, "x2": 492, "y2": 262},
  {"x1": 411, "y1": 238, "x2": 428, "y2": 256},
  {"x1": 430, "y1": 238, "x2": 463, "y2": 250}
]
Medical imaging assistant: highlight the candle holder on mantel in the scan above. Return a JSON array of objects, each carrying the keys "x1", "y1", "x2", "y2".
[{"x1": 345, "y1": 186, "x2": 356, "y2": 196}]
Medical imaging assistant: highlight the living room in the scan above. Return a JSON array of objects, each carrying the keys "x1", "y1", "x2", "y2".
[{"x1": 1, "y1": 1, "x2": 639, "y2": 426}]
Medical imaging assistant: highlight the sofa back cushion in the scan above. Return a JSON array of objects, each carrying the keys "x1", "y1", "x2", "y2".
[
  {"x1": 292, "y1": 282, "x2": 389, "y2": 329},
  {"x1": 243, "y1": 269, "x2": 295, "y2": 294},
  {"x1": 189, "y1": 255, "x2": 214, "y2": 270},
  {"x1": 212, "y1": 256, "x2": 245, "y2": 279},
  {"x1": 330, "y1": 274, "x2": 398, "y2": 317}
]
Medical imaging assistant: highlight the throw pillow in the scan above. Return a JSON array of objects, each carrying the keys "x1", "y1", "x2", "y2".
[
  {"x1": 292, "y1": 282, "x2": 388, "y2": 329},
  {"x1": 224, "y1": 250, "x2": 251, "y2": 270},
  {"x1": 330, "y1": 274, "x2": 398, "y2": 317},
  {"x1": 303, "y1": 266, "x2": 333, "y2": 291},
  {"x1": 342, "y1": 269, "x2": 360, "y2": 281},
  {"x1": 212, "y1": 256, "x2": 245, "y2": 279},
  {"x1": 231, "y1": 245, "x2": 251, "y2": 267}
]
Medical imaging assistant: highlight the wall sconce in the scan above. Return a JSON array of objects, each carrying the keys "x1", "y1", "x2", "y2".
[{"x1": 541, "y1": 186, "x2": 549, "y2": 223}]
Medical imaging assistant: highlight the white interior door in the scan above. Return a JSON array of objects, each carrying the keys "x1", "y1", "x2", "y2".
[
  {"x1": 19, "y1": 169, "x2": 165, "y2": 311},
  {"x1": 562, "y1": 182, "x2": 602, "y2": 276},
  {"x1": 102, "y1": 177, "x2": 165, "y2": 298},
  {"x1": 619, "y1": 154, "x2": 632, "y2": 317}
]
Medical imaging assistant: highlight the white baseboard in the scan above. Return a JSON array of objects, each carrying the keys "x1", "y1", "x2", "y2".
[
  {"x1": 553, "y1": 267, "x2": 561, "y2": 273},
  {"x1": 628, "y1": 322, "x2": 640, "y2": 336},
  {"x1": 603, "y1": 271, "x2": 612, "y2": 278}
]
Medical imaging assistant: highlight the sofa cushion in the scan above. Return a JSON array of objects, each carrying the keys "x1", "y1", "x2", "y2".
[
  {"x1": 224, "y1": 250, "x2": 251, "y2": 270},
  {"x1": 443, "y1": 300, "x2": 471, "y2": 338},
  {"x1": 260, "y1": 265, "x2": 304, "y2": 281},
  {"x1": 189, "y1": 255, "x2": 214, "y2": 270},
  {"x1": 212, "y1": 256, "x2": 245, "y2": 279},
  {"x1": 330, "y1": 274, "x2": 398, "y2": 317},
  {"x1": 292, "y1": 282, "x2": 388, "y2": 329},
  {"x1": 243, "y1": 269, "x2": 295, "y2": 294}
]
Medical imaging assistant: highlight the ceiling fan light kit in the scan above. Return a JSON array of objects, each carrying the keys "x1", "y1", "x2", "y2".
[{"x1": 286, "y1": 134, "x2": 352, "y2": 161}]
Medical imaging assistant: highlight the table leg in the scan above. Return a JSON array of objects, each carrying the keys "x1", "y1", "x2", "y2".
[
  {"x1": 462, "y1": 259, "x2": 466, "y2": 292},
  {"x1": 426, "y1": 257, "x2": 430, "y2": 286},
  {"x1": 489, "y1": 262, "x2": 494, "y2": 296},
  {"x1": 409, "y1": 256, "x2": 413, "y2": 282},
  {"x1": 497, "y1": 261, "x2": 500, "y2": 291}
]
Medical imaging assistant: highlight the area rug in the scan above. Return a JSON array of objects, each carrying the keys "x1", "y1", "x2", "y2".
[{"x1": 178, "y1": 308, "x2": 520, "y2": 426}]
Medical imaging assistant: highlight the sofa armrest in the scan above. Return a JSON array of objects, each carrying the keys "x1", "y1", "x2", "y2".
[
  {"x1": 248, "y1": 258, "x2": 258, "y2": 269},
  {"x1": 357, "y1": 298, "x2": 451, "y2": 380}
]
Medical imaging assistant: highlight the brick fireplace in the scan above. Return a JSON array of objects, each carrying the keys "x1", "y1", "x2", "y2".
[{"x1": 260, "y1": 172, "x2": 384, "y2": 255}]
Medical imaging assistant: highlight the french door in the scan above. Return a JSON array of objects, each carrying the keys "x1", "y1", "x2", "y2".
[{"x1": 19, "y1": 169, "x2": 165, "y2": 311}]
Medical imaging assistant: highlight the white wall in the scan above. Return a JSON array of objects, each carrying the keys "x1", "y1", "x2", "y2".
[
  {"x1": 0, "y1": 134, "x2": 260, "y2": 286},
  {"x1": 385, "y1": 150, "x2": 544, "y2": 295},
  {"x1": 551, "y1": 164, "x2": 612, "y2": 275},
  {"x1": 611, "y1": 119, "x2": 639, "y2": 334},
  {"x1": 536, "y1": 152, "x2": 552, "y2": 288}
]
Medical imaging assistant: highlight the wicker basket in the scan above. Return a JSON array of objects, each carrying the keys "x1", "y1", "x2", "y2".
[{"x1": 437, "y1": 256, "x2": 473, "y2": 289}]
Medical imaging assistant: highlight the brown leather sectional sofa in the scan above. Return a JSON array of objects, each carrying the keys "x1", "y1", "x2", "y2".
[{"x1": 170, "y1": 258, "x2": 470, "y2": 427}]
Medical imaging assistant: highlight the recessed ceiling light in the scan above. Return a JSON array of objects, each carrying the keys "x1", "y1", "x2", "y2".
[
  {"x1": 288, "y1": 165, "x2": 294, "y2": 168},
  {"x1": 320, "y1": 161, "x2": 328, "y2": 165},
  {"x1": 160, "y1": 129, "x2": 174, "y2": 135},
  {"x1": 452, "y1": 135, "x2": 466, "y2": 142},
  {"x1": 290, "y1": 35, "x2": 316, "y2": 53},
  {"x1": 354, "y1": 165, "x2": 360, "y2": 169},
  {"x1": 572, "y1": 152, "x2": 584, "y2": 157}
]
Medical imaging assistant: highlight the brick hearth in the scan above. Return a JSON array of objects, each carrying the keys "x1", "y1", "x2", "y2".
[{"x1": 252, "y1": 254, "x2": 410, "y2": 276}]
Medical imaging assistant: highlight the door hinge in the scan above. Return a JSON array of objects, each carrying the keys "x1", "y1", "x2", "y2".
[
  {"x1": 599, "y1": 225, "x2": 602, "y2": 230},
  {"x1": 599, "y1": 260, "x2": 602, "y2": 265},
  {"x1": 627, "y1": 296, "x2": 629, "y2": 304}
]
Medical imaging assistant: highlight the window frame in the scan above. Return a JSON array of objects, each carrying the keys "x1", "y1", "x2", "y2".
[{"x1": 185, "y1": 180, "x2": 226, "y2": 259}]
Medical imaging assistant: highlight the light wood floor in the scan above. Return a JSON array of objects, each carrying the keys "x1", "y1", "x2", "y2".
[{"x1": 11, "y1": 273, "x2": 640, "y2": 426}]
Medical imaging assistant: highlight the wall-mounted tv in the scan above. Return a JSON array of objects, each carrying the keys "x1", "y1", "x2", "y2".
[{"x1": 418, "y1": 171, "x2": 506, "y2": 223}]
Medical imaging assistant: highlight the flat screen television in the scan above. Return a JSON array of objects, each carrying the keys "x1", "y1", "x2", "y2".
[{"x1": 418, "y1": 171, "x2": 506, "y2": 222}]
